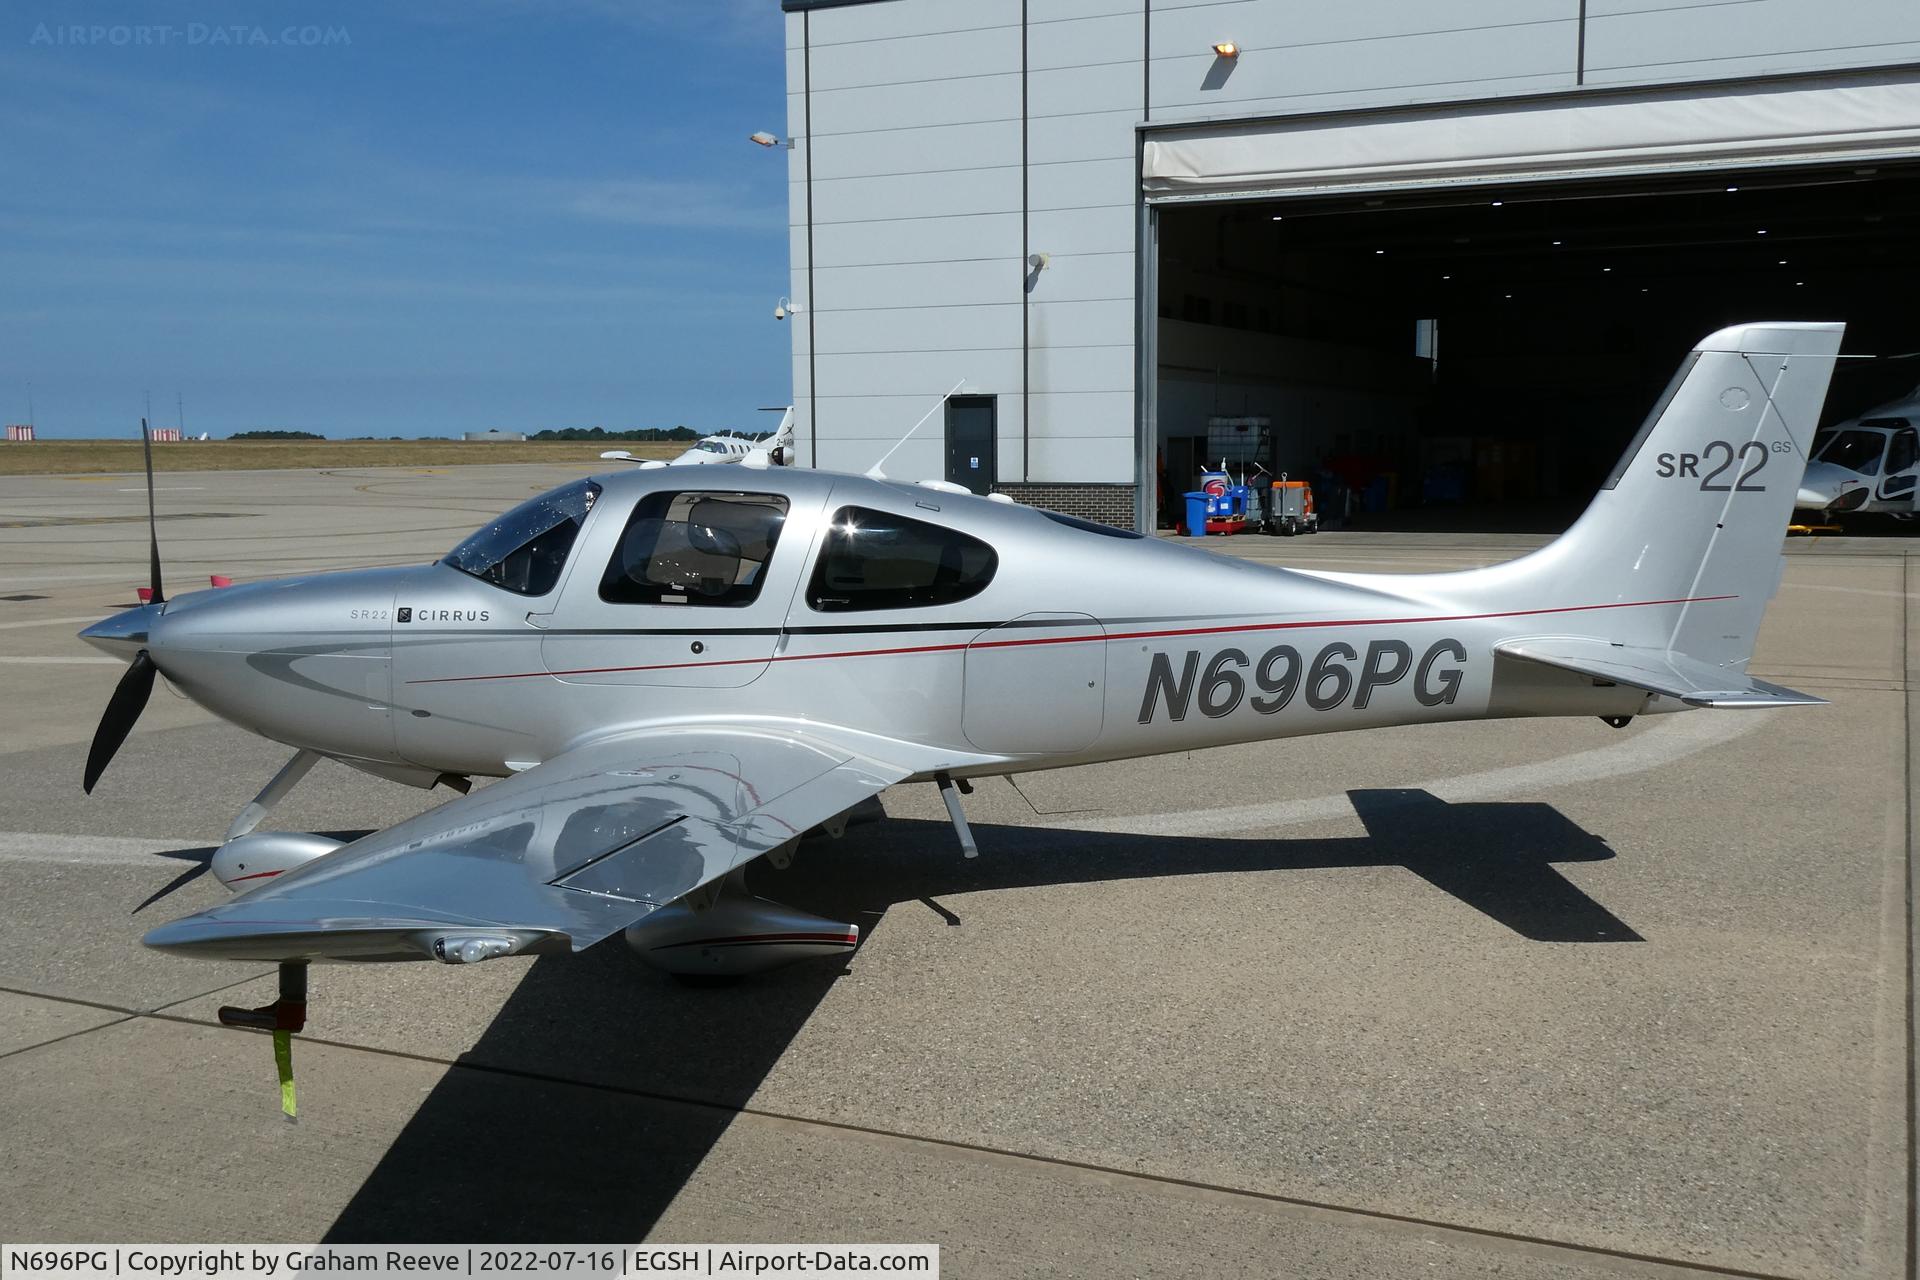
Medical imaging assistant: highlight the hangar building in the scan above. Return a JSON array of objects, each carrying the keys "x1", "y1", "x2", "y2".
[{"x1": 780, "y1": 0, "x2": 1920, "y2": 530}]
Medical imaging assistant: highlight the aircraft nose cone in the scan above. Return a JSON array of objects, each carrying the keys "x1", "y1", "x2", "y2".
[
  {"x1": 79, "y1": 603, "x2": 162, "y2": 659},
  {"x1": 1794, "y1": 462, "x2": 1850, "y2": 511}
]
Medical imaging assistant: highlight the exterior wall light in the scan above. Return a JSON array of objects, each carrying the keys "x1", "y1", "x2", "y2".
[
  {"x1": 1212, "y1": 41, "x2": 1238, "y2": 57},
  {"x1": 749, "y1": 131, "x2": 796, "y2": 150}
]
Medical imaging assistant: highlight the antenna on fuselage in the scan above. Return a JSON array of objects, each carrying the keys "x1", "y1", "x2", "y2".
[{"x1": 866, "y1": 379, "x2": 965, "y2": 481}]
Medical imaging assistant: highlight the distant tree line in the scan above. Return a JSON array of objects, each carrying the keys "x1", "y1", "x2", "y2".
[
  {"x1": 529, "y1": 426, "x2": 703, "y2": 442},
  {"x1": 220, "y1": 426, "x2": 712, "y2": 442}
]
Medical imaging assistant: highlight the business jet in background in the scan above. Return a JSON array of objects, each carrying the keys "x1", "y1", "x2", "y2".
[{"x1": 603, "y1": 407, "x2": 795, "y2": 471}]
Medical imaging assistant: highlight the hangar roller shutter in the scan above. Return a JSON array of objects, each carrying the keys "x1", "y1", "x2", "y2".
[{"x1": 1142, "y1": 69, "x2": 1920, "y2": 203}]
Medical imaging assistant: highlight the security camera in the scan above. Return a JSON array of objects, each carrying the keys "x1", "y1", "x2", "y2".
[{"x1": 775, "y1": 296, "x2": 799, "y2": 321}]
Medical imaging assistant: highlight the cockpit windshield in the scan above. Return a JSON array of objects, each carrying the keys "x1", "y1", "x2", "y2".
[
  {"x1": 695, "y1": 440, "x2": 728, "y2": 454},
  {"x1": 1812, "y1": 429, "x2": 1889, "y2": 476},
  {"x1": 442, "y1": 478, "x2": 600, "y2": 596}
]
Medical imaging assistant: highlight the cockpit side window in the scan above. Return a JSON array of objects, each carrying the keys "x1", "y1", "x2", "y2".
[
  {"x1": 600, "y1": 490, "x2": 789, "y2": 607},
  {"x1": 1815, "y1": 428, "x2": 1891, "y2": 476},
  {"x1": 1877, "y1": 421, "x2": 1915, "y2": 475},
  {"x1": 806, "y1": 506, "x2": 997, "y2": 612},
  {"x1": 442, "y1": 479, "x2": 599, "y2": 597}
]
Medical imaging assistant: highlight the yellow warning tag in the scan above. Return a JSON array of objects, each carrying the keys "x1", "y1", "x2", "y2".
[{"x1": 273, "y1": 1029, "x2": 297, "y2": 1121}]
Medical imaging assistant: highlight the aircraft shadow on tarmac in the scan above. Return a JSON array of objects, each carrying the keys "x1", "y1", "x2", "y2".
[{"x1": 302, "y1": 788, "x2": 1636, "y2": 1243}]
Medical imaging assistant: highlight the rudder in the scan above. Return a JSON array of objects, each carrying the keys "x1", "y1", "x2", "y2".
[{"x1": 1500, "y1": 322, "x2": 1842, "y2": 671}]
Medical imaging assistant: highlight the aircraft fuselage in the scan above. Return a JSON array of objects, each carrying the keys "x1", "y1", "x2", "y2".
[{"x1": 124, "y1": 467, "x2": 1662, "y2": 791}]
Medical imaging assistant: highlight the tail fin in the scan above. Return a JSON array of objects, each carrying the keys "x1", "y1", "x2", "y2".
[{"x1": 1421, "y1": 323, "x2": 1842, "y2": 705}]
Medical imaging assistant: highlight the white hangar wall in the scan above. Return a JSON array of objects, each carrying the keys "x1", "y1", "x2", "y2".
[
  {"x1": 783, "y1": 0, "x2": 1920, "y2": 528},
  {"x1": 784, "y1": 0, "x2": 1145, "y2": 526}
]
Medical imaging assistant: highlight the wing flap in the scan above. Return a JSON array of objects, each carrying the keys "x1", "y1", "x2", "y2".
[
  {"x1": 143, "y1": 727, "x2": 910, "y2": 963},
  {"x1": 1495, "y1": 637, "x2": 1826, "y2": 708}
]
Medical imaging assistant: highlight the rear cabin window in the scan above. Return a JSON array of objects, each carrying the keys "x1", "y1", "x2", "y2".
[
  {"x1": 1041, "y1": 510, "x2": 1144, "y2": 539},
  {"x1": 807, "y1": 506, "x2": 997, "y2": 612},
  {"x1": 599, "y1": 491, "x2": 789, "y2": 607}
]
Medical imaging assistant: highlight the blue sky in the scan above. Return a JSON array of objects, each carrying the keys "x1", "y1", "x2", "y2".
[{"x1": 1, "y1": 1, "x2": 793, "y2": 438}]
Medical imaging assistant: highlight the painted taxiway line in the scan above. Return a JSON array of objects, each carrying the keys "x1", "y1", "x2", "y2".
[
  {"x1": 0, "y1": 832, "x2": 206, "y2": 866},
  {"x1": 1780, "y1": 580, "x2": 1920, "y2": 600},
  {"x1": 1057, "y1": 709, "x2": 1762, "y2": 838},
  {"x1": 0, "y1": 615, "x2": 109, "y2": 631},
  {"x1": 0, "y1": 655, "x2": 120, "y2": 664},
  {"x1": 0, "y1": 570, "x2": 156, "y2": 587}
]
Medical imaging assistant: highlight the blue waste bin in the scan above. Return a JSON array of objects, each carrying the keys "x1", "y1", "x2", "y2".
[{"x1": 1184, "y1": 492, "x2": 1210, "y2": 536}]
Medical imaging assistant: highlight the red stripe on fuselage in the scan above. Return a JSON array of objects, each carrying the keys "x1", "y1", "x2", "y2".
[{"x1": 403, "y1": 594, "x2": 1734, "y2": 686}]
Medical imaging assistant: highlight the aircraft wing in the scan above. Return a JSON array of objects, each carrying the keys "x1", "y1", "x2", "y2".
[
  {"x1": 1494, "y1": 637, "x2": 1826, "y2": 708},
  {"x1": 142, "y1": 727, "x2": 910, "y2": 963}
]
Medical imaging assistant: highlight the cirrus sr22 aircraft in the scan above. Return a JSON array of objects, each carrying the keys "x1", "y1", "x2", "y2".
[{"x1": 79, "y1": 323, "x2": 1839, "y2": 1108}]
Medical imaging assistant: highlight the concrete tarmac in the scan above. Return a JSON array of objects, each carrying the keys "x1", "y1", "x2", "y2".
[{"x1": 0, "y1": 464, "x2": 1910, "y2": 1279}]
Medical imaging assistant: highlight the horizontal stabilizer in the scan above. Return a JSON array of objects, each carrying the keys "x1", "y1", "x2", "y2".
[{"x1": 1495, "y1": 637, "x2": 1826, "y2": 709}]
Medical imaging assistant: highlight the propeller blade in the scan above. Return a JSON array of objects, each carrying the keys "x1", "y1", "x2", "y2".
[
  {"x1": 131, "y1": 846, "x2": 216, "y2": 915},
  {"x1": 83, "y1": 649, "x2": 157, "y2": 794},
  {"x1": 140, "y1": 418, "x2": 164, "y2": 605}
]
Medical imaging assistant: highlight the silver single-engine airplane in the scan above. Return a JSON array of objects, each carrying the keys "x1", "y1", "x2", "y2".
[{"x1": 80, "y1": 322, "x2": 1838, "y2": 1102}]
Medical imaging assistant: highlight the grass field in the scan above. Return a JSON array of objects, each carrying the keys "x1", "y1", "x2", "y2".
[{"x1": 0, "y1": 439, "x2": 684, "y2": 475}]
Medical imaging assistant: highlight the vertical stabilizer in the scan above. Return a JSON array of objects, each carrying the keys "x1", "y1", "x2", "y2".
[{"x1": 1365, "y1": 323, "x2": 1843, "y2": 679}]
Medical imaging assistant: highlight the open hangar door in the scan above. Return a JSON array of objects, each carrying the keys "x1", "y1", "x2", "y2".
[
  {"x1": 1140, "y1": 73, "x2": 1920, "y2": 532},
  {"x1": 1150, "y1": 162, "x2": 1920, "y2": 530}
]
